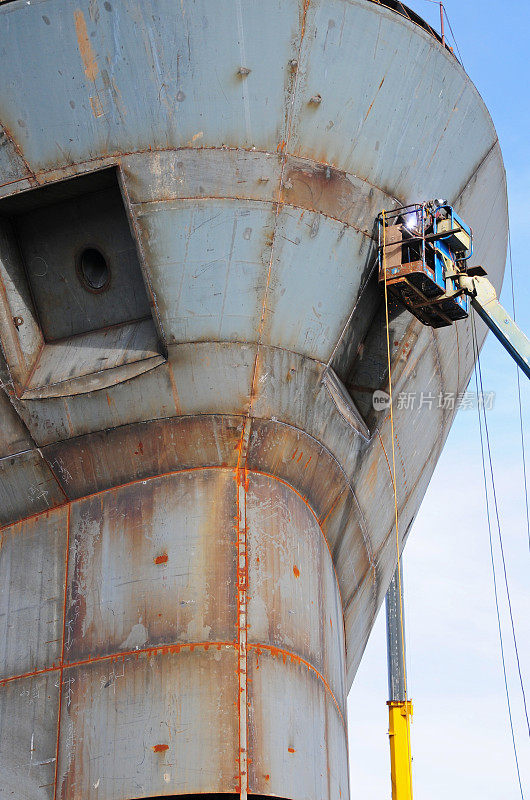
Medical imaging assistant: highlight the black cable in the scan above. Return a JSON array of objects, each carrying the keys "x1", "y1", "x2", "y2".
[
  {"x1": 473, "y1": 312, "x2": 530, "y2": 737},
  {"x1": 471, "y1": 315, "x2": 526, "y2": 798},
  {"x1": 507, "y1": 223, "x2": 530, "y2": 553}
]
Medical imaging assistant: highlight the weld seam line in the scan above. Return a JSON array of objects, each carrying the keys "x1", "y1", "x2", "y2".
[
  {"x1": 52, "y1": 503, "x2": 70, "y2": 800},
  {"x1": 133, "y1": 195, "x2": 374, "y2": 239},
  {"x1": 0, "y1": 465, "x2": 355, "y2": 610},
  {"x1": 0, "y1": 640, "x2": 345, "y2": 727},
  {"x1": 250, "y1": 643, "x2": 346, "y2": 728},
  {"x1": 0, "y1": 145, "x2": 402, "y2": 206}
]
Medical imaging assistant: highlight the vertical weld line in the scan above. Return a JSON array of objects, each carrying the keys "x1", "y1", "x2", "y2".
[
  {"x1": 53, "y1": 503, "x2": 71, "y2": 800},
  {"x1": 247, "y1": 0, "x2": 310, "y2": 413},
  {"x1": 242, "y1": 456, "x2": 249, "y2": 798},
  {"x1": 235, "y1": 461, "x2": 242, "y2": 797},
  {"x1": 235, "y1": 421, "x2": 250, "y2": 800}
]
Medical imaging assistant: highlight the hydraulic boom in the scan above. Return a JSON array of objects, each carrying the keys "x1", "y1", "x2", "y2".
[{"x1": 380, "y1": 200, "x2": 530, "y2": 799}]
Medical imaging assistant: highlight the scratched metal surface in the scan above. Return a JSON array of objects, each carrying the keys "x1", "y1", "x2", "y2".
[
  {"x1": 0, "y1": 0, "x2": 508, "y2": 798},
  {"x1": 58, "y1": 648, "x2": 240, "y2": 799},
  {"x1": 65, "y1": 470, "x2": 238, "y2": 662},
  {"x1": 0, "y1": 507, "x2": 68, "y2": 680}
]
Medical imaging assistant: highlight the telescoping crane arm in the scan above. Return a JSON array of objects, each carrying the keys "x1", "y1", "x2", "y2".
[
  {"x1": 458, "y1": 272, "x2": 530, "y2": 380},
  {"x1": 379, "y1": 201, "x2": 530, "y2": 800},
  {"x1": 377, "y1": 201, "x2": 530, "y2": 380}
]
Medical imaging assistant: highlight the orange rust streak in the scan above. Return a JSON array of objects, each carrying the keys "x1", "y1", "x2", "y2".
[
  {"x1": 0, "y1": 641, "x2": 238, "y2": 687},
  {"x1": 66, "y1": 640, "x2": 237, "y2": 670},
  {"x1": 74, "y1": 10, "x2": 99, "y2": 82},
  {"x1": 377, "y1": 430, "x2": 395, "y2": 491},
  {"x1": 152, "y1": 744, "x2": 169, "y2": 753},
  {"x1": 293, "y1": 565, "x2": 300, "y2": 578},
  {"x1": 166, "y1": 361, "x2": 182, "y2": 416},
  {"x1": 53, "y1": 503, "x2": 71, "y2": 800},
  {"x1": 318, "y1": 488, "x2": 344, "y2": 527},
  {"x1": 300, "y1": 0, "x2": 311, "y2": 41},
  {"x1": 62, "y1": 399, "x2": 75, "y2": 438},
  {"x1": 248, "y1": 643, "x2": 345, "y2": 729},
  {"x1": 154, "y1": 552, "x2": 168, "y2": 565}
]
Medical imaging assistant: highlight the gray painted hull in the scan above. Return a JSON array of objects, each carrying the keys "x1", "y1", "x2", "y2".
[{"x1": 0, "y1": 1, "x2": 507, "y2": 799}]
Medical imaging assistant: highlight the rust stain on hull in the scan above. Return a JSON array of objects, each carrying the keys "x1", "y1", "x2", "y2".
[{"x1": 74, "y1": 9, "x2": 99, "y2": 82}]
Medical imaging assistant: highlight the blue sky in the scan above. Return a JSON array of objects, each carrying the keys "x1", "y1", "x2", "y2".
[{"x1": 347, "y1": 2, "x2": 530, "y2": 796}]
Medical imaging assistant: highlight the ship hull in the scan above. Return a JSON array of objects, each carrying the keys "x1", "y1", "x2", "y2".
[{"x1": 0, "y1": 1, "x2": 507, "y2": 798}]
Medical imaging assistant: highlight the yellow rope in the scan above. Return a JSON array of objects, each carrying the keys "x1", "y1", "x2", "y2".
[{"x1": 382, "y1": 210, "x2": 413, "y2": 797}]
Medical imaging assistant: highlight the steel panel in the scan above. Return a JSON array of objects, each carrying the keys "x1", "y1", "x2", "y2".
[
  {"x1": 18, "y1": 360, "x2": 178, "y2": 447},
  {"x1": 246, "y1": 472, "x2": 346, "y2": 714},
  {"x1": 247, "y1": 418, "x2": 347, "y2": 521},
  {"x1": 0, "y1": 122, "x2": 31, "y2": 185},
  {"x1": 0, "y1": 507, "x2": 67, "y2": 680},
  {"x1": 25, "y1": 319, "x2": 161, "y2": 397},
  {"x1": 0, "y1": 672, "x2": 59, "y2": 800},
  {"x1": 42, "y1": 415, "x2": 244, "y2": 499},
  {"x1": 291, "y1": 0, "x2": 497, "y2": 203},
  {"x1": 325, "y1": 687, "x2": 350, "y2": 800},
  {"x1": 247, "y1": 648, "x2": 348, "y2": 800},
  {"x1": 282, "y1": 155, "x2": 398, "y2": 232},
  {"x1": 57, "y1": 647, "x2": 239, "y2": 799},
  {"x1": 18, "y1": 343, "x2": 254, "y2": 448},
  {"x1": 124, "y1": 149, "x2": 282, "y2": 206},
  {"x1": 260, "y1": 207, "x2": 370, "y2": 361},
  {"x1": 0, "y1": 390, "x2": 32, "y2": 457},
  {"x1": 343, "y1": 572, "x2": 376, "y2": 687},
  {"x1": 0, "y1": 215, "x2": 44, "y2": 389},
  {"x1": 321, "y1": 534, "x2": 348, "y2": 718},
  {"x1": 136, "y1": 200, "x2": 273, "y2": 344},
  {"x1": 0, "y1": 449, "x2": 65, "y2": 527},
  {"x1": 322, "y1": 488, "x2": 372, "y2": 607},
  {"x1": 167, "y1": 342, "x2": 255, "y2": 415},
  {"x1": 0, "y1": 0, "x2": 300, "y2": 168},
  {"x1": 65, "y1": 470, "x2": 237, "y2": 662},
  {"x1": 250, "y1": 346, "x2": 367, "y2": 476}
]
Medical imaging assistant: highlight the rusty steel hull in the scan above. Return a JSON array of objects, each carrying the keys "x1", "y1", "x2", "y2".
[{"x1": 0, "y1": 1, "x2": 507, "y2": 799}]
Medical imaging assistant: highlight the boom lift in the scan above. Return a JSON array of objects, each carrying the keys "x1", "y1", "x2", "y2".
[
  {"x1": 378, "y1": 201, "x2": 530, "y2": 800},
  {"x1": 377, "y1": 201, "x2": 530, "y2": 378}
]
